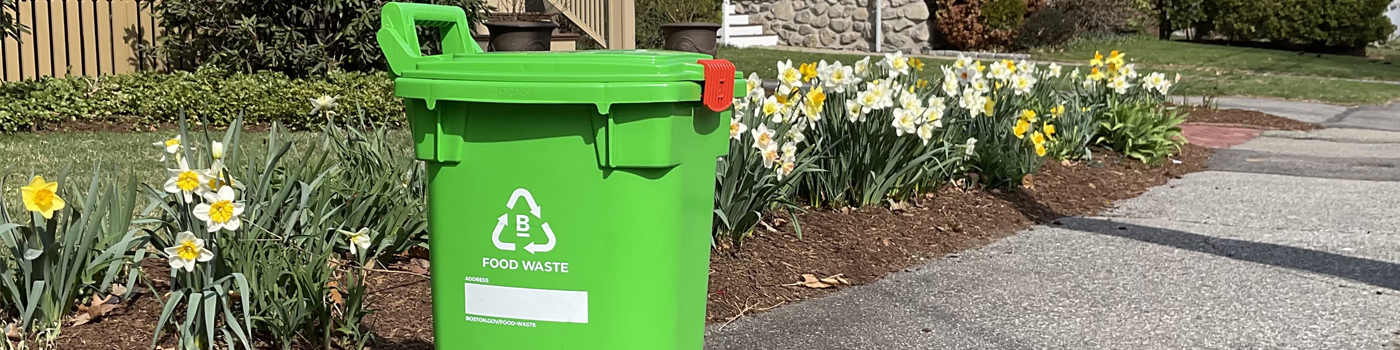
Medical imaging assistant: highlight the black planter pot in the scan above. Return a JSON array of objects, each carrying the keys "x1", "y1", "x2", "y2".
[
  {"x1": 484, "y1": 21, "x2": 558, "y2": 52},
  {"x1": 660, "y1": 22, "x2": 721, "y2": 56}
]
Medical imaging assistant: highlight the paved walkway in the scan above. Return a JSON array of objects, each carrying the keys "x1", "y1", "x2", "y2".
[{"x1": 705, "y1": 97, "x2": 1400, "y2": 349}]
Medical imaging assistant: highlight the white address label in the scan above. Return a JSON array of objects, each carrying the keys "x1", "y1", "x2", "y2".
[{"x1": 464, "y1": 283, "x2": 589, "y2": 324}]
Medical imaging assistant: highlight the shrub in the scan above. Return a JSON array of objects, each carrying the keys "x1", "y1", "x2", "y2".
[
  {"x1": 0, "y1": 0, "x2": 22, "y2": 40},
  {"x1": 982, "y1": 0, "x2": 1027, "y2": 30},
  {"x1": 1206, "y1": 0, "x2": 1395, "y2": 50},
  {"x1": 934, "y1": 0, "x2": 988, "y2": 50},
  {"x1": 1054, "y1": 0, "x2": 1146, "y2": 34},
  {"x1": 0, "y1": 68, "x2": 400, "y2": 133},
  {"x1": 636, "y1": 0, "x2": 721, "y2": 49},
  {"x1": 1014, "y1": 7, "x2": 1079, "y2": 49},
  {"x1": 147, "y1": 0, "x2": 490, "y2": 76}
]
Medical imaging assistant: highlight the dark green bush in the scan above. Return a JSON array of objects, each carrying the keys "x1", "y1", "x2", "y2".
[
  {"x1": 0, "y1": 68, "x2": 399, "y2": 132},
  {"x1": 1013, "y1": 7, "x2": 1078, "y2": 49},
  {"x1": 981, "y1": 0, "x2": 1027, "y2": 30},
  {"x1": 1205, "y1": 0, "x2": 1394, "y2": 49},
  {"x1": 1054, "y1": 0, "x2": 1146, "y2": 34},
  {"x1": 148, "y1": 0, "x2": 489, "y2": 77},
  {"x1": 636, "y1": 0, "x2": 721, "y2": 49}
]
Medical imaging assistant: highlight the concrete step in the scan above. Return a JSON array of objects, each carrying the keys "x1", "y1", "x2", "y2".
[
  {"x1": 722, "y1": 35, "x2": 780, "y2": 48},
  {"x1": 718, "y1": 24, "x2": 764, "y2": 37},
  {"x1": 725, "y1": 4, "x2": 736, "y2": 13},
  {"x1": 725, "y1": 14, "x2": 750, "y2": 25}
]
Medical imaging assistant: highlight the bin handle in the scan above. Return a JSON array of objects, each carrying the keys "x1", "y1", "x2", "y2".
[{"x1": 377, "y1": 2, "x2": 483, "y2": 76}]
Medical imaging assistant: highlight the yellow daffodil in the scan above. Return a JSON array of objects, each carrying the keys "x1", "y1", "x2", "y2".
[
  {"x1": 1031, "y1": 132, "x2": 1048, "y2": 157},
  {"x1": 1013, "y1": 119, "x2": 1030, "y2": 139},
  {"x1": 194, "y1": 186, "x2": 244, "y2": 232},
  {"x1": 164, "y1": 231, "x2": 213, "y2": 272},
  {"x1": 338, "y1": 228, "x2": 373, "y2": 256},
  {"x1": 1051, "y1": 104, "x2": 1066, "y2": 117},
  {"x1": 1035, "y1": 143, "x2": 1047, "y2": 157},
  {"x1": 164, "y1": 158, "x2": 206, "y2": 203},
  {"x1": 807, "y1": 86, "x2": 827, "y2": 107},
  {"x1": 799, "y1": 62, "x2": 818, "y2": 82},
  {"x1": 1019, "y1": 109, "x2": 1038, "y2": 123},
  {"x1": 1089, "y1": 66, "x2": 1106, "y2": 81},
  {"x1": 983, "y1": 100, "x2": 996, "y2": 117},
  {"x1": 20, "y1": 175, "x2": 65, "y2": 219},
  {"x1": 1090, "y1": 51, "x2": 1104, "y2": 67},
  {"x1": 1044, "y1": 123, "x2": 1056, "y2": 139},
  {"x1": 911, "y1": 58, "x2": 925, "y2": 71}
]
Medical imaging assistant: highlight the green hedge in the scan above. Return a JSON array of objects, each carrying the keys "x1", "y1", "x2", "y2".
[
  {"x1": 0, "y1": 68, "x2": 399, "y2": 132},
  {"x1": 1204, "y1": 0, "x2": 1395, "y2": 49}
]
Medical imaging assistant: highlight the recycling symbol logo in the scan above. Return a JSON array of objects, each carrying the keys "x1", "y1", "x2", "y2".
[{"x1": 492, "y1": 188, "x2": 555, "y2": 254}]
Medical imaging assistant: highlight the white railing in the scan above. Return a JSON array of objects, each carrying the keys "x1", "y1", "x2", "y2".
[{"x1": 546, "y1": 0, "x2": 635, "y2": 49}]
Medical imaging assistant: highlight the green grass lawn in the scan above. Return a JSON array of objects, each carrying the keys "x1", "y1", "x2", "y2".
[{"x1": 1038, "y1": 37, "x2": 1400, "y2": 82}]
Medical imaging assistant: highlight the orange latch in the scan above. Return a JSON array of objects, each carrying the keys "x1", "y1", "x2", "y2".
[{"x1": 697, "y1": 59, "x2": 735, "y2": 112}]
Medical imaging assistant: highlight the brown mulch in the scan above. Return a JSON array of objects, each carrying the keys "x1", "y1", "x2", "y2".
[
  {"x1": 50, "y1": 145, "x2": 1212, "y2": 349},
  {"x1": 1184, "y1": 107, "x2": 1323, "y2": 131},
  {"x1": 706, "y1": 144, "x2": 1212, "y2": 323}
]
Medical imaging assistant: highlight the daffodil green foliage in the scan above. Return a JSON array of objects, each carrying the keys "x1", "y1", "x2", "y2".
[
  {"x1": 142, "y1": 112, "x2": 380, "y2": 350},
  {"x1": 0, "y1": 167, "x2": 149, "y2": 344},
  {"x1": 1097, "y1": 102, "x2": 1187, "y2": 165}
]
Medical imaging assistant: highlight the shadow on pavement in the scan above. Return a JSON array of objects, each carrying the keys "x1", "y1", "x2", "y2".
[{"x1": 1057, "y1": 217, "x2": 1400, "y2": 291}]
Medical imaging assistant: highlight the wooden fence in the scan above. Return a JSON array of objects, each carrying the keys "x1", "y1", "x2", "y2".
[{"x1": 2, "y1": 0, "x2": 161, "y2": 82}]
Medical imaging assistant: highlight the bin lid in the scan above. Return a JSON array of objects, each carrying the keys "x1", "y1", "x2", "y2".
[{"x1": 400, "y1": 50, "x2": 714, "y2": 83}]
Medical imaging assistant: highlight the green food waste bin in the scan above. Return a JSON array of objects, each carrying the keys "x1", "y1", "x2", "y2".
[{"x1": 376, "y1": 3, "x2": 745, "y2": 349}]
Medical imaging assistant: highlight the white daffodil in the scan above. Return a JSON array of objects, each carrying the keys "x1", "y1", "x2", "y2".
[
  {"x1": 1071, "y1": 67, "x2": 1081, "y2": 79},
  {"x1": 942, "y1": 78, "x2": 960, "y2": 97},
  {"x1": 1082, "y1": 77, "x2": 1096, "y2": 89},
  {"x1": 164, "y1": 158, "x2": 206, "y2": 203},
  {"x1": 955, "y1": 64, "x2": 981, "y2": 84},
  {"x1": 339, "y1": 228, "x2": 373, "y2": 256},
  {"x1": 309, "y1": 95, "x2": 339, "y2": 115},
  {"x1": 751, "y1": 124, "x2": 775, "y2": 150},
  {"x1": 787, "y1": 127, "x2": 807, "y2": 144},
  {"x1": 892, "y1": 107, "x2": 920, "y2": 136},
  {"x1": 164, "y1": 231, "x2": 213, "y2": 273},
  {"x1": 210, "y1": 141, "x2": 225, "y2": 160},
  {"x1": 953, "y1": 55, "x2": 974, "y2": 69},
  {"x1": 926, "y1": 97, "x2": 946, "y2": 127},
  {"x1": 729, "y1": 119, "x2": 748, "y2": 140},
  {"x1": 1011, "y1": 74, "x2": 1037, "y2": 96},
  {"x1": 1016, "y1": 60, "x2": 1037, "y2": 75},
  {"x1": 154, "y1": 135, "x2": 181, "y2": 162},
  {"x1": 760, "y1": 142, "x2": 780, "y2": 169},
  {"x1": 826, "y1": 63, "x2": 853, "y2": 93},
  {"x1": 1047, "y1": 62, "x2": 1062, "y2": 78},
  {"x1": 916, "y1": 123, "x2": 934, "y2": 145},
  {"x1": 1144, "y1": 72, "x2": 1170, "y2": 95},
  {"x1": 959, "y1": 89, "x2": 987, "y2": 118},
  {"x1": 965, "y1": 138, "x2": 978, "y2": 156},
  {"x1": 193, "y1": 186, "x2": 245, "y2": 232},
  {"x1": 1120, "y1": 63, "x2": 1139, "y2": 79},
  {"x1": 845, "y1": 100, "x2": 863, "y2": 122},
  {"x1": 1109, "y1": 76, "x2": 1131, "y2": 94},
  {"x1": 778, "y1": 60, "x2": 801, "y2": 86},
  {"x1": 747, "y1": 72, "x2": 765, "y2": 102},
  {"x1": 899, "y1": 91, "x2": 921, "y2": 111},
  {"x1": 883, "y1": 51, "x2": 910, "y2": 78},
  {"x1": 735, "y1": 95, "x2": 750, "y2": 112},
  {"x1": 853, "y1": 57, "x2": 871, "y2": 77},
  {"x1": 202, "y1": 159, "x2": 244, "y2": 193},
  {"x1": 857, "y1": 91, "x2": 880, "y2": 115},
  {"x1": 776, "y1": 142, "x2": 798, "y2": 180},
  {"x1": 971, "y1": 78, "x2": 990, "y2": 94},
  {"x1": 989, "y1": 60, "x2": 1013, "y2": 80}
]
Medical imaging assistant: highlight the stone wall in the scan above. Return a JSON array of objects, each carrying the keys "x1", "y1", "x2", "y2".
[{"x1": 733, "y1": 0, "x2": 932, "y2": 53}]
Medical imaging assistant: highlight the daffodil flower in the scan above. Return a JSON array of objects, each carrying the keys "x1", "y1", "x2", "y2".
[
  {"x1": 1044, "y1": 123, "x2": 1057, "y2": 139},
  {"x1": 892, "y1": 107, "x2": 920, "y2": 136},
  {"x1": 1031, "y1": 132, "x2": 1048, "y2": 157},
  {"x1": 760, "y1": 142, "x2": 780, "y2": 169},
  {"x1": 339, "y1": 228, "x2": 373, "y2": 256},
  {"x1": 799, "y1": 62, "x2": 819, "y2": 82},
  {"x1": 964, "y1": 138, "x2": 978, "y2": 157},
  {"x1": 154, "y1": 135, "x2": 181, "y2": 162},
  {"x1": 989, "y1": 60, "x2": 1012, "y2": 80},
  {"x1": 942, "y1": 78, "x2": 960, "y2": 97},
  {"x1": 751, "y1": 124, "x2": 775, "y2": 150},
  {"x1": 20, "y1": 175, "x2": 65, "y2": 219},
  {"x1": 1020, "y1": 109, "x2": 1038, "y2": 123},
  {"x1": 165, "y1": 231, "x2": 213, "y2": 272},
  {"x1": 959, "y1": 89, "x2": 985, "y2": 117},
  {"x1": 1016, "y1": 60, "x2": 1036, "y2": 75},
  {"x1": 983, "y1": 100, "x2": 996, "y2": 117},
  {"x1": 1070, "y1": 67, "x2": 1081, "y2": 79},
  {"x1": 729, "y1": 119, "x2": 749, "y2": 141},
  {"x1": 309, "y1": 95, "x2": 339, "y2": 115},
  {"x1": 883, "y1": 51, "x2": 910, "y2": 78},
  {"x1": 747, "y1": 72, "x2": 765, "y2": 102},
  {"x1": 916, "y1": 123, "x2": 934, "y2": 145},
  {"x1": 853, "y1": 57, "x2": 871, "y2": 77},
  {"x1": 1047, "y1": 62, "x2": 1062, "y2": 78},
  {"x1": 1014, "y1": 119, "x2": 1031, "y2": 139},
  {"x1": 778, "y1": 60, "x2": 801, "y2": 87},
  {"x1": 845, "y1": 100, "x2": 863, "y2": 122},
  {"x1": 1011, "y1": 74, "x2": 1036, "y2": 95},
  {"x1": 786, "y1": 128, "x2": 806, "y2": 144},
  {"x1": 165, "y1": 158, "x2": 206, "y2": 203},
  {"x1": 202, "y1": 159, "x2": 244, "y2": 193},
  {"x1": 1090, "y1": 51, "x2": 1105, "y2": 67},
  {"x1": 1109, "y1": 76, "x2": 1131, "y2": 94},
  {"x1": 971, "y1": 78, "x2": 990, "y2": 94},
  {"x1": 194, "y1": 186, "x2": 245, "y2": 232},
  {"x1": 761, "y1": 95, "x2": 781, "y2": 119},
  {"x1": 210, "y1": 141, "x2": 225, "y2": 160},
  {"x1": 953, "y1": 55, "x2": 973, "y2": 69}
]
